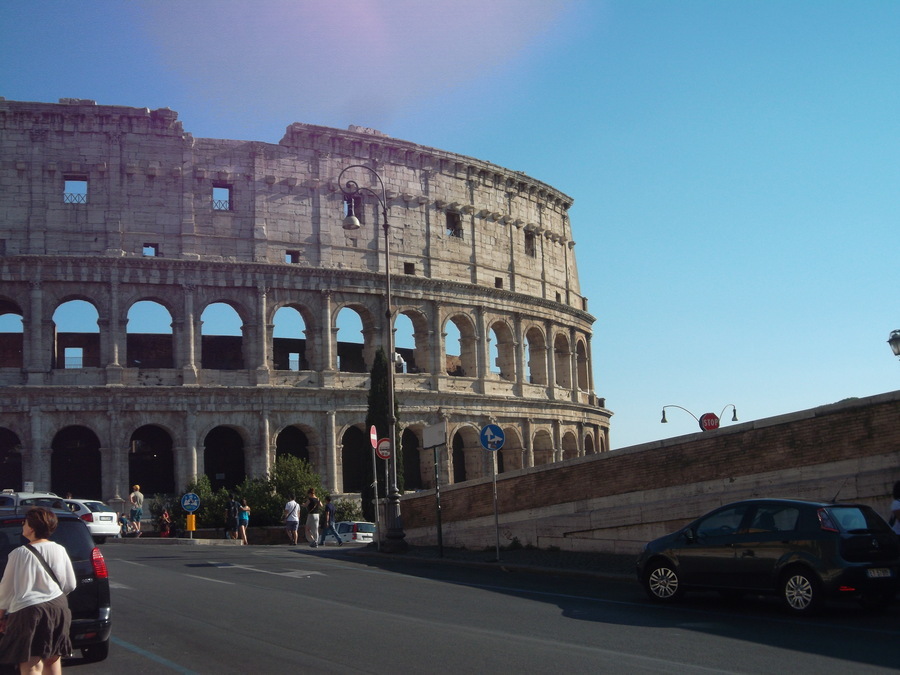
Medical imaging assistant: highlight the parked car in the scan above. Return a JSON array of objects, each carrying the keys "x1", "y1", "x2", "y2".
[
  {"x1": 63, "y1": 499, "x2": 120, "y2": 544},
  {"x1": 336, "y1": 521, "x2": 376, "y2": 544},
  {"x1": 636, "y1": 498, "x2": 900, "y2": 614},
  {"x1": 0, "y1": 509, "x2": 112, "y2": 661},
  {"x1": 0, "y1": 490, "x2": 65, "y2": 512}
]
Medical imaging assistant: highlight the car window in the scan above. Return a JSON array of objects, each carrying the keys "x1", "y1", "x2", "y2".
[
  {"x1": 0, "y1": 496, "x2": 14, "y2": 508},
  {"x1": 828, "y1": 506, "x2": 888, "y2": 533},
  {"x1": 20, "y1": 498, "x2": 66, "y2": 509},
  {"x1": 695, "y1": 505, "x2": 747, "y2": 538},
  {"x1": 83, "y1": 502, "x2": 113, "y2": 513},
  {"x1": 338, "y1": 523, "x2": 349, "y2": 533},
  {"x1": 356, "y1": 523, "x2": 376, "y2": 534},
  {"x1": 749, "y1": 505, "x2": 799, "y2": 533}
]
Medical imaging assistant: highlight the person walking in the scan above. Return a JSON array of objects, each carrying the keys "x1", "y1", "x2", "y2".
[
  {"x1": 224, "y1": 494, "x2": 240, "y2": 541},
  {"x1": 283, "y1": 494, "x2": 300, "y2": 545},
  {"x1": 129, "y1": 484, "x2": 144, "y2": 535},
  {"x1": 305, "y1": 488, "x2": 321, "y2": 548},
  {"x1": 890, "y1": 480, "x2": 900, "y2": 537},
  {"x1": 0, "y1": 507, "x2": 77, "y2": 674},
  {"x1": 318, "y1": 495, "x2": 343, "y2": 547},
  {"x1": 237, "y1": 498, "x2": 250, "y2": 545}
]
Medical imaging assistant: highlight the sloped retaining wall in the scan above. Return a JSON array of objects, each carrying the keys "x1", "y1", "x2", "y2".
[{"x1": 399, "y1": 391, "x2": 900, "y2": 554}]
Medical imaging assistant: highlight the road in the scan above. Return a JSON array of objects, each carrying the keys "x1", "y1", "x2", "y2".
[{"x1": 64, "y1": 542, "x2": 900, "y2": 674}]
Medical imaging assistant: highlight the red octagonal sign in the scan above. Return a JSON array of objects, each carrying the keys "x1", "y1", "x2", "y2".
[{"x1": 699, "y1": 413, "x2": 720, "y2": 431}]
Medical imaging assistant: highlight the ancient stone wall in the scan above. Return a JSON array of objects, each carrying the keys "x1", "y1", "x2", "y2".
[
  {"x1": 399, "y1": 391, "x2": 900, "y2": 554},
  {"x1": 0, "y1": 98, "x2": 610, "y2": 501}
]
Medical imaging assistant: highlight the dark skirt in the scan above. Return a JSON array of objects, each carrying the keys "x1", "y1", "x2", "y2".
[{"x1": 0, "y1": 595, "x2": 71, "y2": 665}]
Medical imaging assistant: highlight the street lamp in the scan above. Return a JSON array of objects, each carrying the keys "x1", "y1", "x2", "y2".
[
  {"x1": 661, "y1": 404, "x2": 738, "y2": 432},
  {"x1": 337, "y1": 163, "x2": 406, "y2": 553},
  {"x1": 888, "y1": 330, "x2": 900, "y2": 359}
]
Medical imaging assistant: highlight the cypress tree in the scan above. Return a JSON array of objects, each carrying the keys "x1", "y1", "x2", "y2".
[{"x1": 362, "y1": 348, "x2": 403, "y2": 521}]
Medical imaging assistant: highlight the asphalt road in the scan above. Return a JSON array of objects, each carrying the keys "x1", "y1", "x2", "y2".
[{"x1": 64, "y1": 542, "x2": 900, "y2": 674}]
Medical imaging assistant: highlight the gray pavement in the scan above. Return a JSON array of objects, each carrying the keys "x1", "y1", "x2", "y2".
[{"x1": 343, "y1": 542, "x2": 637, "y2": 582}]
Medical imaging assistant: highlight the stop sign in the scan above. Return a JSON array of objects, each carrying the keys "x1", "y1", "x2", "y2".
[{"x1": 699, "y1": 413, "x2": 720, "y2": 431}]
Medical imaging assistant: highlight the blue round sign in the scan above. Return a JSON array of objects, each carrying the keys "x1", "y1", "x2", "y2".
[
  {"x1": 181, "y1": 492, "x2": 200, "y2": 512},
  {"x1": 480, "y1": 424, "x2": 505, "y2": 451}
]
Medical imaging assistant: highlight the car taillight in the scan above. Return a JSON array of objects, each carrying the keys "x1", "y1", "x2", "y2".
[
  {"x1": 352, "y1": 523, "x2": 358, "y2": 540},
  {"x1": 817, "y1": 508, "x2": 839, "y2": 532},
  {"x1": 80, "y1": 513, "x2": 94, "y2": 523},
  {"x1": 91, "y1": 547, "x2": 108, "y2": 579}
]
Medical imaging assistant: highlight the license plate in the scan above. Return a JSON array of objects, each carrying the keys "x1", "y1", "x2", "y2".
[
  {"x1": 99, "y1": 515, "x2": 113, "y2": 521},
  {"x1": 867, "y1": 568, "x2": 891, "y2": 578}
]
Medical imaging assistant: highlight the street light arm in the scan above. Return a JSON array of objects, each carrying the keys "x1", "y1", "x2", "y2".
[
  {"x1": 719, "y1": 404, "x2": 738, "y2": 422},
  {"x1": 661, "y1": 405, "x2": 699, "y2": 424}
]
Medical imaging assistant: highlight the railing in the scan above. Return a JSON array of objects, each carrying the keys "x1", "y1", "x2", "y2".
[
  {"x1": 63, "y1": 193, "x2": 87, "y2": 204},
  {"x1": 212, "y1": 199, "x2": 231, "y2": 211}
]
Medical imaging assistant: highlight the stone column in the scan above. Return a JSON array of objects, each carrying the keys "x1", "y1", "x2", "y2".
[
  {"x1": 255, "y1": 285, "x2": 270, "y2": 385},
  {"x1": 523, "y1": 417, "x2": 534, "y2": 469},
  {"x1": 182, "y1": 284, "x2": 199, "y2": 385},
  {"x1": 325, "y1": 410, "x2": 339, "y2": 492},
  {"x1": 320, "y1": 291, "x2": 334, "y2": 371},
  {"x1": 25, "y1": 281, "x2": 45, "y2": 382}
]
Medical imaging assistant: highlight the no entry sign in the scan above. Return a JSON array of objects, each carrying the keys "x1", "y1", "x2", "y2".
[
  {"x1": 370, "y1": 425, "x2": 378, "y2": 449},
  {"x1": 376, "y1": 438, "x2": 392, "y2": 460}
]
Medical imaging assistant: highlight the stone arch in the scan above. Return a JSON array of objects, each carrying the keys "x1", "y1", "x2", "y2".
[
  {"x1": 203, "y1": 425, "x2": 247, "y2": 491},
  {"x1": 52, "y1": 299, "x2": 100, "y2": 369},
  {"x1": 0, "y1": 297, "x2": 24, "y2": 369},
  {"x1": 524, "y1": 325, "x2": 547, "y2": 385},
  {"x1": 51, "y1": 425, "x2": 102, "y2": 498},
  {"x1": 576, "y1": 338, "x2": 589, "y2": 391},
  {"x1": 272, "y1": 303, "x2": 315, "y2": 371},
  {"x1": 553, "y1": 332, "x2": 572, "y2": 388},
  {"x1": 584, "y1": 432, "x2": 596, "y2": 455},
  {"x1": 401, "y1": 426, "x2": 423, "y2": 490},
  {"x1": 394, "y1": 308, "x2": 430, "y2": 374},
  {"x1": 444, "y1": 313, "x2": 477, "y2": 377},
  {"x1": 128, "y1": 424, "x2": 176, "y2": 494},
  {"x1": 449, "y1": 424, "x2": 481, "y2": 483},
  {"x1": 340, "y1": 425, "x2": 368, "y2": 493},
  {"x1": 126, "y1": 299, "x2": 175, "y2": 368},
  {"x1": 532, "y1": 428, "x2": 554, "y2": 466},
  {"x1": 200, "y1": 301, "x2": 246, "y2": 370},
  {"x1": 562, "y1": 430, "x2": 579, "y2": 460},
  {"x1": 335, "y1": 304, "x2": 377, "y2": 373},
  {"x1": 0, "y1": 427, "x2": 23, "y2": 491},
  {"x1": 488, "y1": 318, "x2": 516, "y2": 381},
  {"x1": 498, "y1": 426, "x2": 524, "y2": 473},
  {"x1": 275, "y1": 425, "x2": 311, "y2": 463}
]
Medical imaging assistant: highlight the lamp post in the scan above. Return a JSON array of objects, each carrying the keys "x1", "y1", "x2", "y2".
[
  {"x1": 338, "y1": 163, "x2": 406, "y2": 552},
  {"x1": 888, "y1": 330, "x2": 900, "y2": 360},
  {"x1": 661, "y1": 404, "x2": 738, "y2": 432}
]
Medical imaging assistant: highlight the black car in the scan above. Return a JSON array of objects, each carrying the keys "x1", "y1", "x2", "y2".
[
  {"x1": 636, "y1": 498, "x2": 900, "y2": 614},
  {"x1": 0, "y1": 511, "x2": 112, "y2": 661}
]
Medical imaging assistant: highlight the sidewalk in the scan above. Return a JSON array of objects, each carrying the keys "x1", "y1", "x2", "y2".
[{"x1": 343, "y1": 543, "x2": 637, "y2": 583}]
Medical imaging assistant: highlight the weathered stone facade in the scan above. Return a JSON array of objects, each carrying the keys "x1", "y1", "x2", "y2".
[{"x1": 0, "y1": 98, "x2": 610, "y2": 501}]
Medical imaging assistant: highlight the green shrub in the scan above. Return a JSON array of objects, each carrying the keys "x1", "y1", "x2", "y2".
[{"x1": 335, "y1": 499, "x2": 364, "y2": 523}]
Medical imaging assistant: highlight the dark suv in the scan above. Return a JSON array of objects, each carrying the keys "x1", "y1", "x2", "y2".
[
  {"x1": 636, "y1": 498, "x2": 900, "y2": 614},
  {"x1": 0, "y1": 511, "x2": 112, "y2": 661}
]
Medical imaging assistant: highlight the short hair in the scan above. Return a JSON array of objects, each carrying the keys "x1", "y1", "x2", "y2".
[
  {"x1": 26, "y1": 507, "x2": 58, "y2": 540},
  {"x1": 132, "y1": 485, "x2": 140, "y2": 491},
  {"x1": 324, "y1": 495, "x2": 332, "y2": 503}
]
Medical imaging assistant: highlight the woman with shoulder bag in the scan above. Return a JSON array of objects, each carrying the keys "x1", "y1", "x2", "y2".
[{"x1": 0, "y1": 507, "x2": 77, "y2": 674}]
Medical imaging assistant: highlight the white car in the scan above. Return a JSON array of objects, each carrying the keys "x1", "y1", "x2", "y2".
[
  {"x1": 63, "y1": 499, "x2": 121, "y2": 543},
  {"x1": 336, "y1": 521, "x2": 376, "y2": 544}
]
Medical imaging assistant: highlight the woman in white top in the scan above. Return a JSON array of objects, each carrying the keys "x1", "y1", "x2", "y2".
[{"x1": 0, "y1": 507, "x2": 77, "y2": 674}]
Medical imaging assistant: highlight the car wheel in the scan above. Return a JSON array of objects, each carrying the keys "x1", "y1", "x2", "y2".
[
  {"x1": 644, "y1": 562, "x2": 683, "y2": 602},
  {"x1": 80, "y1": 639, "x2": 110, "y2": 663},
  {"x1": 780, "y1": 568, "x2": 821, "y2": 614}
]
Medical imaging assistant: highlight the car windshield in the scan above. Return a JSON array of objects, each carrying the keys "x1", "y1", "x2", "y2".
[
  {"x1": 83, "y1": 502, "x2": 113, "y2": 513},
  {"x1": 355, "y1": 523, "x2": 376, "y2": 534},
  {"x1": 0, "y1": 518, "x2": 93, "y2": 564},
  {"x1": 827, "y1": 506, "x2": 890, "y2": 533}
]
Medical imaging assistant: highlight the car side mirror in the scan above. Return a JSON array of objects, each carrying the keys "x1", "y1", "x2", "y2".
[{"x1": 683, "y1": 528, "x2": 696, "y2": 544}]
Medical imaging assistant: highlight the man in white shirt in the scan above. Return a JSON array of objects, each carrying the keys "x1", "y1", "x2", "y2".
[{"x1": 283, "y1": 495, "x2": 300, "y2": 545}]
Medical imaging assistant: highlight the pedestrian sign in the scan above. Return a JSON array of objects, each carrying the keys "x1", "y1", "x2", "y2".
[
  {"x1": 480, "y1": 424, "x2": 505, "y2": 451},
  {"x1": 181, "y1": 492, "x2": 200, "y2": 512}
]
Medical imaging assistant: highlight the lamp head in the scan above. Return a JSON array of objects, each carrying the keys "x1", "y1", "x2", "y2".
[
  {"x1": 342, "y1": 214, "x2": 361, "y2": 230},
  {"x1": 889, "y1": 330, "x2": 900, "y2": 358},
  {"x1": 731, "y1": 407, "x2": 738, "y2": 422},
  {"x1": 660, "y1": 409, "x2": 667, "y2": 424}
]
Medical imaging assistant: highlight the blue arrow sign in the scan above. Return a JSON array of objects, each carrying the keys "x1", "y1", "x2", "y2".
[{"x1": 480, "y1": 424, "x2": 505, "y2": 451}]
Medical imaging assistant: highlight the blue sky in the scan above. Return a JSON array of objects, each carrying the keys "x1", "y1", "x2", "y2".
[{"x1": 2, "y1": 0, "x2": 898, "y2": 448}]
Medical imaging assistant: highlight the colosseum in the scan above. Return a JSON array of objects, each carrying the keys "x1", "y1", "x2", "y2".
[{"x1": 0, "y1": 97, "x2": 611, "y2": 502}]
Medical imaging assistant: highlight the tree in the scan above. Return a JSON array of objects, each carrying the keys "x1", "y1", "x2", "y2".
[{"x1": 362, "y1": 347, "x2": 403, "y2": 521}]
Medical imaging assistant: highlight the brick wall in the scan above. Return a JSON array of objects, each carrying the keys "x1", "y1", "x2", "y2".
[{"x1": 399, "y1": 391, "x2": 900, "y2": 553}]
